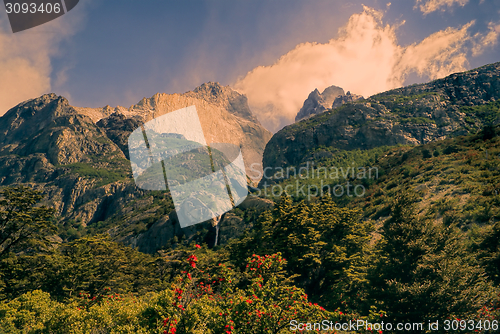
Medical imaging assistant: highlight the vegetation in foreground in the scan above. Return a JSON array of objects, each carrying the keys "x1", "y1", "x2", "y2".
[{"x1": 0, "y1": 186, "x2": 499, "y2": 333}]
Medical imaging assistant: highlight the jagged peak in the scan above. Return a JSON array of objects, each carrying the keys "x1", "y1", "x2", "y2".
[
  {"x1": 321, "y1": 85, "x2": 344, "y2": 97},
  {"x1": 193, "y1": 81, "x2": 225, "y2": 94},
  {"x1": 189, "y1": 81, "x2": 238, "y2": 103},
  {"x1": 309, "y1": 88, "x2": 321, "y2": 97},
  {"x1": 18, "y1": 93, "x2": 67, "y2": 108},
  {"x1": 131, "y1": 82, "x2": 237, "y2": 110},
  {"x1": 295, "y1": 85, "x2": 352, "y2": 122},
  {"x1": 2, "y1": 93, "x2": 73, "y2": 122}
]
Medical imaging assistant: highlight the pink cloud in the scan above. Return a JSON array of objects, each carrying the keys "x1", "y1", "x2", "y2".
[
  {"x1": 234, "y1": 6, "x2": 498, "y2": 132},
  {"x1": 415, "y1": 0, "x2": 469, "y2": 15}
]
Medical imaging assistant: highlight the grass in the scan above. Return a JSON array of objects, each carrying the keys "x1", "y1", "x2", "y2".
[
  {"x1": 264, "y1": 123, "x2": 500, "y2": 228},
  {"x1": 60, "y1": 161, "x2": 130, "y2": 187},
  {"x1": 345, "y1": 126, "x2": 500, "y2": 228}
]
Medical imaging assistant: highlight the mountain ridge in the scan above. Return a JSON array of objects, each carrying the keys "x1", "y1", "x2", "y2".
[
  {"x1": 0, "y1": 82, "x2": 272, "y2": 253},
  {"x1": 1, "y1": 63, "x2": 500, "y2": 254},
  {"x1": 263, "y1": 61, "x2": 500, "y2": 171}
]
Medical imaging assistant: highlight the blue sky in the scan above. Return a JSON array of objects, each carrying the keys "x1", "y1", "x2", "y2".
[{"x1": 1, "y1": 0, "x2": 499, "y2": 131}]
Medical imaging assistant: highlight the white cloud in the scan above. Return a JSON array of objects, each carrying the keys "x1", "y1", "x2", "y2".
[
  {"x1": 415, "y1": 0, "x2": 469, "y2": 15},
  {"x1": 473, "y1": 22, "x2": 500, "y2": 56},
  {"x1": 234, "y1": 6, "x2": 498, "y2": 132},
  {"x1": 0, "y1": 9, "x2": 83, "y2": 116},
  {"x1": 394, "y1": 22, "x2": 474, "y2": 81}
]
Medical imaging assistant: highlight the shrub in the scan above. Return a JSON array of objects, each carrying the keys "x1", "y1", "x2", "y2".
[{"x1": 422, "y1": 148, "x2": 432, "y2": 159}]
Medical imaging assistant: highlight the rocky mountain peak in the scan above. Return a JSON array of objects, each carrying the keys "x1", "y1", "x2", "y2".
[
  {"x1": 121, "y1": 83, "x2": 270, "y2": 178},
  {"x1": 192, "y1": 81, "x2": 226, "y2": 98},
  {"x1": 4, "y1": 93, "x2": 72, "y2": 119},
  {"x1": 309, "y1": 88, "x2": 321, "y2": 98},
  {"x1": 0, "y1": 93, "x2": 77, "y2": 146},
  {"x1": 0, "y1": 81, "x2": 274, "y2": 246},
  {"x1": 295, "y1": 85, "x2": 362, "y2": 122},
  {"x1": 1, "y1": 81, "x2": 272, "y2": 181},
  {"x1": 331, "y1": 91, "x2": 364, "y2": 109},
  {"x1": 321, "y1": 85, "x2": 345, "y2": 104}
]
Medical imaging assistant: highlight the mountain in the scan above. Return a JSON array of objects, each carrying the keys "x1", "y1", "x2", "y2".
[
  {"x1": 0, "y1": 83, "x2": 272, "y2": 253},
  {"x1": 76, "y1": 82, "x2": 272, "y2": 179},
  {"x1": 264, "y1": 62, "x2": 500, "y2": 171},
  {"x1": 3, "y1": 65, "x2": 500, "y2": 329},
  {"x1": 2, "y1": 63, "x2": 500, "y2": 254},
  {"x1": 294, "y1": 85, "x2": 363, "y2": 121}
]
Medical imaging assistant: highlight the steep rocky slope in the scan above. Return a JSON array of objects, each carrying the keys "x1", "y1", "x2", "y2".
[
  {"x1": 0, "y1": 83, "x2": 272, "y2": 253},
  {"x1": 264, "y1": 62, "x2": 500, "y2": 170}
]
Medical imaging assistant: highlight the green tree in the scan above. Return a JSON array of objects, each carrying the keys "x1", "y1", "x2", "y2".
[
  {"x1": 482, "y1": 123, "x2": 496, "y2": 140},
  {"x1": 0, "y1": 234, "x2": 169, "y2": 301},
  {"x1": 39, "y1": 234, "x2": 167, "y2": 300},
  {"x1": 0, "y1": 186, "x2": 56, "y2": 258},
  {"x1": 0, "y1": 252, "x2": 335, "y2": 334},
  {"x1": 228, "y1": 195, "x2": 372, "y2": 310},
  {"x1": 370, "y1": 190, "x2": 496, "y2": 325},
  {"x1": 475, "y1": 221, "x2": 500, "y2": 285}
]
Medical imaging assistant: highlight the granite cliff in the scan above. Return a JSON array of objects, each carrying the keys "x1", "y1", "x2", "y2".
[{"x1": 78, "y1": 82, "x2": 272, "y2": 179}]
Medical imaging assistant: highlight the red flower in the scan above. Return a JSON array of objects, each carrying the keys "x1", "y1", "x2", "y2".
[{"x1": 195, "y1": 244, "x2": 201, "y2": 248}]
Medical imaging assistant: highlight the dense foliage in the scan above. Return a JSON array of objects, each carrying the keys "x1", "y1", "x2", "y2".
[{"x1": 0, "y1": 186, "x2": 56, "y2": 258}]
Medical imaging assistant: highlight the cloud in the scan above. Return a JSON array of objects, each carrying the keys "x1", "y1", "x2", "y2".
[
  {"x1": 393, "y1": 21, "x2": 474, "y2": 81},
  {"x1": 234, "y1": 6, "x2": 498, "y2": 132},
  {"x1": 0, "y1": 9, "x2": 83, "y2": 116},
  {"x1": 415, "y1": 0, "x2": 469, "y2": 15},
  {"x1": 473, "y1": 22, "x2": 500, "y2": 56}
]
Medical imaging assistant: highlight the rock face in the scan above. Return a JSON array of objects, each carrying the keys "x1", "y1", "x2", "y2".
[
  {"x1": 0, "y1": 94, "x2": 123, "y2": 166},
  {"x1": 0, "y1": 83, "x2": 272, "y2": 253},
  {"x1": 295, "y1": 85, "x2": 363, "y2": 121},
  {"x1": 80, "y1": 82, "x2": 272, "y2": 179},
  {"x1": 0, "y1": 93, "x2": 140, "y2": 227},
  {"x1": 331, "y1": 91, "x2": 364, "y2": 109},
  {"x1": 127, "y1": 195, "x2": 273, "y2": 253},
  {"x1": 264, "y1": 62, "x2": 500, "y2": 170}
]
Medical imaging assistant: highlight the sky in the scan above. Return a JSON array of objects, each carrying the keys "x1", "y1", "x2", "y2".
[{"x1": 1, "y1": 0, "x2": 500, "y2": 132}]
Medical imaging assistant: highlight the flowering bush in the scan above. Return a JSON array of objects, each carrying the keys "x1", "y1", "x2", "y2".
[
  {"x1": 0, "y1": 251, "x2": 333, "y2": 333},
  {"x1": 1, "y1": 248, "x2": 494, "y2": 334},
  {"x1": 140, "y1": 251, "x2": 333, "y2": 334}
]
